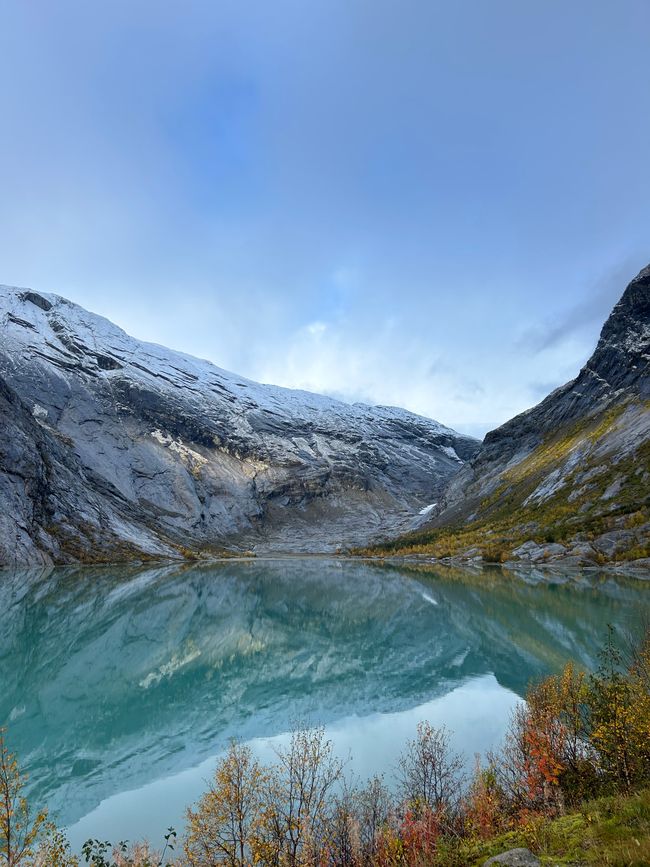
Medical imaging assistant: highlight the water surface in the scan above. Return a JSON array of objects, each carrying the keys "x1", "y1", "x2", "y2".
[{"x1": 0, "y1": 559, "x2": 647, "y2": 847}]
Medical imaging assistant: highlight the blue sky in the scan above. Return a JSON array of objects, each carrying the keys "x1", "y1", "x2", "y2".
[{"x1": 1, "y1": 1, "x2": 649, "y2": 437}]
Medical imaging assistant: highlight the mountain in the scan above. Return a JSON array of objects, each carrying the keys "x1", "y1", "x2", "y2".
[
  {"x1": 0, "y1": 285, "x2": 478, "y2": 566},
  {"x1": 365, "y1": 264, "x2": 650, "y2": 565}
]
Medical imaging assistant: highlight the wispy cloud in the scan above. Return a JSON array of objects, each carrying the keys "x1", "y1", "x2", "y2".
[
  {"x1": 0, "y1": 2, "x2": 649, "y2": 438},
  {"x1": 518, "y1": 259, "x2": 644, "y2": 354}
]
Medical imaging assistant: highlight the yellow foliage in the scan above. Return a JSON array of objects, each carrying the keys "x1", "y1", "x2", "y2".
[{"x1": 0, "y1": 729, "x2": 48, "y2": 867}]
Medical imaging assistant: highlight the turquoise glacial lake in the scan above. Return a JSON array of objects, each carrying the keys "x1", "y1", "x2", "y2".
[{"x1": 0, "y1": 559, "x2": 647, "y2": 849}]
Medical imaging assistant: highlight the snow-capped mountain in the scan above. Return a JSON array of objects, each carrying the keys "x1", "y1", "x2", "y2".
[{"x1": 0, "y1": 285, "x2": 478, "y2": 565}]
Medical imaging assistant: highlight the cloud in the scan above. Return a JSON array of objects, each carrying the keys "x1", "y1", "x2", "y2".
[
  {"x1": 0, "y1": 2, "x2": 649, "y2": 440},
  {"x1": 243, "y1": 315, "x2": 543, "y2": 438},
  {"x1": 518, "y1": 258, "x2": 644, "y2": 354}
]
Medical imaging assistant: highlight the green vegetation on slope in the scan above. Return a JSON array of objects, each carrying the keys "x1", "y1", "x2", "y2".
[
  {"x1": 356, "y1": 403, "x2": 650, "y2": 563},
  {"x1": 447, "y1": 788, "x2": 650, "y2": 865}
]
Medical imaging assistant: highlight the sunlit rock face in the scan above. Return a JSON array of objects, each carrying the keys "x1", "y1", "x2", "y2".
[
  {"x1": 0, "y1": 560, "x2": 645, "y2": 827},
  {"x1": 0, "y1": 285, "x2": 478, "y2": 564}
]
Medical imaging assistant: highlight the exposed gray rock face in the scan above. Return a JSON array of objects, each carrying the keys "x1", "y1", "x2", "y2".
[
  {"x1": 0, "y1": 285, "x2": 478, "y2": 564},
  {"x1": 484, "y1": 849, "x2": 541, "y2": 867},
  {"x1": 0, "y1": 375, "x2": 176, "y2": 567},
  {"x1": 424, "y1": 264, "x2": 650, "y2": 556}
]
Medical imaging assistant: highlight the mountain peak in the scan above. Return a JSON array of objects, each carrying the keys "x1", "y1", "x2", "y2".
[
  {"x1": 399, "y1": 262, "x2": 650, "y2": 566},
  {"x1": 588, "y1": 263, "x2": 650, "y2": 397},
  {"x1": 601, "y1": 263, "x2": 650, "y2": 332}
]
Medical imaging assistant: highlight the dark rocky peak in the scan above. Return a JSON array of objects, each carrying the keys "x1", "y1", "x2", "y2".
[
  {"x1": 481, "y1": 264, "x2": 650, "y2": 457},
  {"x1": 587, "y1": 263, "x2": 650, "y2": 396},
  {"x1": 600, "y1": 263, "x2": 650, "y2": 345},
  {"x1": 409, "y1": 264, "x2": 650, "y2": 563}
]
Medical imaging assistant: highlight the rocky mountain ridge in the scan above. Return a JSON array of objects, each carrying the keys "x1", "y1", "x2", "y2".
[
  {"x1": 0, "y1": 284, "x2": 478, "y2": 566},
  {"x1": 365, "y1": 264, "x2": 650, "y2": 565}
]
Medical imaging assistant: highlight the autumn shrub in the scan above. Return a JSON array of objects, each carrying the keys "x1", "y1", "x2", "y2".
[
  {"x1": 373, "y1": 824, "x2": 403, "y2": 867},
  {"x1": 257, "y1": 724, "x2": 344, "y2": 865},
  {"x1": 396, "y1": 722, "x2": 464, "y2": 818},
  {"x1": 81, "y1": 834, "x2": 179, "y2": 867},
  {"x1": 491, "y1": 625, "x2": 650, "y2": 828},
  {"x1": 463, "y1": 758, "x2": 505, "y2": 840},
  {"x1": 111, "y1": 841, "x2": 168, "y2": 866},
  {"x1": 33, "y1": 825, "x2": 79, "y2": 867},
  {"x1": 0, "y1": 728, "x2": 48, "y2": 867},
  {"x1": 525, "y1": 661, "x2": 598, "y2": 805},
  {"x1": 398, "y1": 805, "x2": 444, "y2": 866},
  {"x1": 353, "y1": 775, "x2": 393, "y2": 864},
  {"x1": 185, "y1": 742, "x2": 266, "y2": 866},
  {"x1": 492, "y1": 669, "x2": 595, "y2": 820},
  {"x1": 186, "y1": 725, "x2": 344, "y2": 867},
  {"x1": 322, "y1": 786, "x2": 360, "y2": 866},
  {"x1": 588, "y1": 628, "x2": 650, "y2": 792},
  {"x1": 319, "y1": 774, "x2": 396, "y2": 866}
]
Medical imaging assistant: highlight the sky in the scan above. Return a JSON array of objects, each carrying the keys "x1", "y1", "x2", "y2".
[{"x1": 0, "y1": 1, "x2": 649, "y2": 438}]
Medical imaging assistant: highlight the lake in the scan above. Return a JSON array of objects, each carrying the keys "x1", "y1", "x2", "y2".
[{"x1": 0, "y1": 559, "x2": 647, "y2": 850}]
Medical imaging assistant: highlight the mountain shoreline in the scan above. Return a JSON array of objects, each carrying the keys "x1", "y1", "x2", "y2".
[
  {"x1": 0, "y1": 264, "x2": 648, "y2": 569},
  {"x1": 0, "y1": 283, "x2": 478, "y2": 566},
  {"x1": 357, "y1": 265, "x2": 650, "y2": 567}
]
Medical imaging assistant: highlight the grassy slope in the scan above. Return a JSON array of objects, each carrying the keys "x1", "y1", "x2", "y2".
[
  {"x1": 442, "y1": 788, "x2": 650, "y2": 866},
  {"x1": 355, "y1": 402, "x2": 650, "y2": 562}
]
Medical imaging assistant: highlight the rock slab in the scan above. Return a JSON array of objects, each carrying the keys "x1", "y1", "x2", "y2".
[
  {"x1": 0, "y1": 284, "x2": 479, "y2": 564},
  {"x1": 484, "y1": 849, "x2": 541, "y2": 866}
]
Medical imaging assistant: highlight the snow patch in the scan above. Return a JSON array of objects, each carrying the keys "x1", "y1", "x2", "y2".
[{"x1": 0, "y1": 284, "x2": 472, "y2": 444}]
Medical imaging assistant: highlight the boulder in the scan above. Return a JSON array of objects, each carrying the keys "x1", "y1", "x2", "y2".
[
  {"x1": 511, "y1": 540, "x2": 567, "y2": 562},
  {"x1": 484, "y1": 848, "x2": 541, "y2": 866},
  {"x1": 592, "y1": 530, "x2": 636, "y2": 558}
]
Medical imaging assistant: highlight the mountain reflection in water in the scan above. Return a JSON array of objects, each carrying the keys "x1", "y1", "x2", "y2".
[{"x1": 0, "y1": 559, "x2": 647, "y2": 838}]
